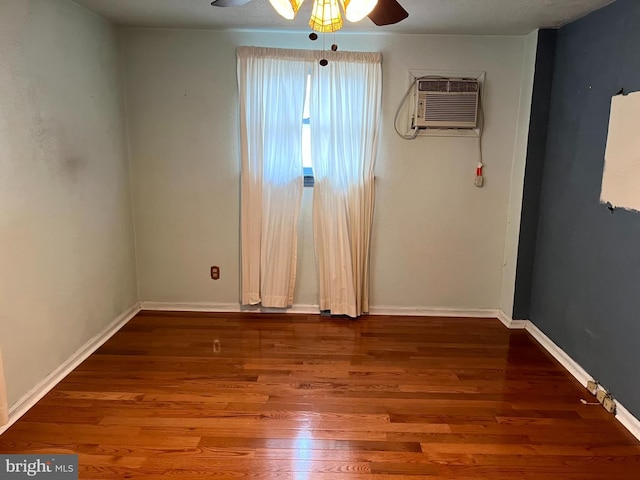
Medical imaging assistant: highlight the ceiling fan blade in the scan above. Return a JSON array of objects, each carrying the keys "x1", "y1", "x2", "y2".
[
  {"x1": 368, "y1": 0, "x2": 409, "y2": 26},
  {"x1": 210, "y1": 0, "x2": 253, "y2": 7}
]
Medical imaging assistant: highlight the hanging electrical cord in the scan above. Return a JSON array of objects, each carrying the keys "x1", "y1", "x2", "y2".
[
  {"x1": 393, "y1": 76, "x2": 446, "y2": 140},
  {"x1": 393, "y1": 77, "x2": 421, "y2": 139},
  {"x1": 474, "y1": 90, "x2": 485, "y2": 188}
]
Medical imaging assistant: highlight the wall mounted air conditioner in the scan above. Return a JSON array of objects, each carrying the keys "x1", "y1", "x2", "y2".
[{"x1": 413, "y1": 78, "x2": 479, "y2": 129}]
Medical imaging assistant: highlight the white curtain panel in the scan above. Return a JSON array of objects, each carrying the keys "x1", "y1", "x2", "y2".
[
  {"x1": 310, "y1": 52, "x2": 382, "y2": 317},
  {"x1": 237, "y1": 47, "x2": 308, "y2": 307},
  {"x1": 0, "y1": 348, "x2": 7, "y2": 426}
]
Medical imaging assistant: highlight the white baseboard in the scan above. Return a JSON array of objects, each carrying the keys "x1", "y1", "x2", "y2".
[
  {"x1": 0, "y1": 302, "x2": 141, "y2": 436},
  {"x1": 141, "y1": 302, "x2": 501, "y2": 320},
  {"x1": 616, "y1": 402, "x2": 640, "y2": 441},
  {"x1": 523, "y1": 320, "x2": 640, "y2": 442},
  {"x1": 369, "y1": 305, "x2": 500, "y2": 318},
  {"x1": 139, "y1": 301, "x2": 320, "y2": 314},
  {"x1": 141, "y1": 301, "x2": 243, "y2": 312},
  {"x1": 524, "y1": 321, "x2": 592, "y2": 387},
  {"x1": 496, "y1": 310, "x2": 528, "y2": 329}
]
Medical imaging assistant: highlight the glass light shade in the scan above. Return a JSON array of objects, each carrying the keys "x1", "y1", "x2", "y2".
[
  {"x1": 269, "y1": 0, "x2": 304, "y2": 20},
  {"x1": 341, "y1": 0, "x2": 378, "y2": 22},
  {"x1": 309, "y1": 0, "x2": 343, "y2": 33}
]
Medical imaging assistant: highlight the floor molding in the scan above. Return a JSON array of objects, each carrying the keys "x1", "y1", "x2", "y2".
[
  {"x1": 496, "y1": 310, "x2": 528, "y2": 329},
  {"x1": 141, "y1": 301, "x2": 244, "y2": 313},
  {"x1": 140, "y1": 301, "x2": 320, "y2": 314},
  {"x1": 141, "y1": 302, "x2": 501, "y2": 319},
  {"x1": 524, "y1": 320, "x2": 640, "y2": 442},
  {"x1": 524, "y1": 321, "x2": 592, "y2": 387},
  {"x1": 616, "y1": 402, "x2": 640, "y2": 442},
  {"x1": 0, "y1": 302, "x2": 141, "y2": 436},
  {"x1": 369, "y1": 306, "x2": 499, "y2": 318}
]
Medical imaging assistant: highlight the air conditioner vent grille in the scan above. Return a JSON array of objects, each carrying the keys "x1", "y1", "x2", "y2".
[
  {"x1": 418, "y1": 80, "x2": 449, "y2": 92},
  {"x1": 424, "y1": 94, "x2": 478, "y2": 123},
  {"x1": 414, "y1": 77, "x2": 480, "y2": 129}
]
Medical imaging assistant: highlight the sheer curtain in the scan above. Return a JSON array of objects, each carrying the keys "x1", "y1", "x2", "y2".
[
  {"x1": 237, "y1": 47, "x2": 308, "y2": 307},
  {"x1": 309, "y1": 52, "x2": 382, "y2": 317}
]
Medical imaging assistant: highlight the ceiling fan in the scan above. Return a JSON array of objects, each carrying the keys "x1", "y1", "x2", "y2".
[{"x1": 211, "y1": 0, "x2": 409, "y2": 28}]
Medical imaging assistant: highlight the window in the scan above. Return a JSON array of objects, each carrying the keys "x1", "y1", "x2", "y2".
[
  {"x1": 238, "y1": 46, "x2": 382, "y2": 316},
  {"x1": 302, "y1": 73, "x2": 314, "y2": 187}
]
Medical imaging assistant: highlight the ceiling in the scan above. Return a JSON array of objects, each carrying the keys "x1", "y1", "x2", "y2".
[{"x1": 73, "y1": 0, "x2": 614, "y2": 35}]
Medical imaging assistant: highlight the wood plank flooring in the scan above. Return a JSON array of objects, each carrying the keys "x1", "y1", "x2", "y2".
[{"x1": 1, "y1": 311, "x2": 639, "y2": 478}]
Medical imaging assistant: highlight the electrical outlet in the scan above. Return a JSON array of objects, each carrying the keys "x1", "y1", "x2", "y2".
[
  {"x1": 210, "y1": 266, "x2": 220, "y2": 280},
  {"x1": 596, "y1": 388, "x2": 608, "y2": 404},
  {"x1": 587, "y1": 380, "x2": 598, "y2": 395},
  {"x1": 603, "y1": 396, "x2": 617, "y2": 415}
]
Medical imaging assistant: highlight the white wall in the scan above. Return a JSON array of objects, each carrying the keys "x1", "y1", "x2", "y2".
[
  {"x1": 122, "y1": 28, "x2": 532, "y2": 311},
  {"x1": 499, "y1": 30, "x2": 538, "y2": 317},
  {"x1": 0, "y1": 0, "x2": 137, "y2": 406}
]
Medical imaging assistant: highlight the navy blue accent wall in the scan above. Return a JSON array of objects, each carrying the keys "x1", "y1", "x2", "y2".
[
  {"x1": 513, "y1": 29, "x2": 557, "y2": 321},
  {"x1": 530, "y1": 0, "x2": 640, "y2": 417}
]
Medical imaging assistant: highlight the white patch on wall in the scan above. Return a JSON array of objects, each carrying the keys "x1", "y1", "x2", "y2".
[{"x1": 600, "y1": 91, "x2": 640, "y2": 213}]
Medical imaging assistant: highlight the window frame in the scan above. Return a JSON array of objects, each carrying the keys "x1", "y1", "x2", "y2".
[{"x1": 302, "y1": 74, "x2": 314, "y2": 187}]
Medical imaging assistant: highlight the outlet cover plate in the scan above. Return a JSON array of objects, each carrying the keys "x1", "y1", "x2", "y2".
[
  {"x1": 596, "y1": 389, "x2": 607, "y2": 404},
  {"x1": 603, "y1": 396, "x2": 617, "y2": 414}
]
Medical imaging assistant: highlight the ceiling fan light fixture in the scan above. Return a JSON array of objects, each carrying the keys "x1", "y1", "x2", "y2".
[
  {"x1": 341, "y1": 0, "x2": 378, "y2": 22},
  {"x1": 309, "y1": 0, "x2": 343, "y2": 33},
  {"x1": 269, "y1": 0, "x2": 304, "y2": 20}
]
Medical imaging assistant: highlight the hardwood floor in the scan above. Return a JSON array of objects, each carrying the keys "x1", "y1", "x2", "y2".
[{"x1": 1, "y1": 311, "x2": 639, "y2": 478}]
